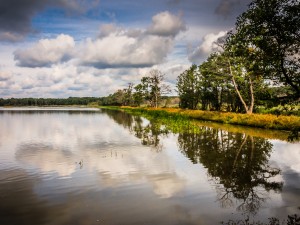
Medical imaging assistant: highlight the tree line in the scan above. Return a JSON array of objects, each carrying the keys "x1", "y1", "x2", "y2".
[
  {"x1": 100, "y1": 69, "x2": 172, "y2": 107},
  {"x1": 177, "y1": 0, "x2": 299, "y2": 114},
  {"x1": 0, "y1": 97, "x2": 101, "y2": 106}
]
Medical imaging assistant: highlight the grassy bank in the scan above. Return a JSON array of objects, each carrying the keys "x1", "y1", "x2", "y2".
[
  {"x1": 100, "y1": 105, "x2": 201, "y2": 134},
  {"x1": 115, "y1": 107, "x2": 300, "y2": 131}
]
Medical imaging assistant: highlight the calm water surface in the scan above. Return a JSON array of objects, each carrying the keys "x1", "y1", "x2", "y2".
[{"x1": 0, "y1": 107, "x2": 299, "y2": 225}]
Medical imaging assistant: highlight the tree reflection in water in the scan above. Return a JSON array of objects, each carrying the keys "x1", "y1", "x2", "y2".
[
  {"x1": 103, "y1": 109, "x2": 170, "y2": 151},
  {"x1": 104, "y1": 109, "x2": 283, "y2": 214},
  {"x1": 178, "y1": 127, "x2": 283, "y2": 214},
  {"x1": 133, "y1": 120, "x2": 169, "y2": 151}
]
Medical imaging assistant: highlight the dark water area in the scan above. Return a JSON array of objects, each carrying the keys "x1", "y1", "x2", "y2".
[{"x1": 0, "y1": 107, "x2": 299, "y2": 225}]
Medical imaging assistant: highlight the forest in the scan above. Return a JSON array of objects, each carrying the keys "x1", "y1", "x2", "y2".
[{"x1": 0, "y1": 97, "x2": 101, "y2": 107}]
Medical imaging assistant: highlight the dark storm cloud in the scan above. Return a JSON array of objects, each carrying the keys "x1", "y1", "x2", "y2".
[
  {"x1": 164, "y1": 0, "x2": 251, "y2": 30},
  {"x1": 215, "y1": 0, "x2": 251, "y2": 18},
  {"x1": 0, "y1": 0, "x2": 99, "y2": 42},
  {"x1": 0, "y1": 0, "x2": 44, "y2": 41}
]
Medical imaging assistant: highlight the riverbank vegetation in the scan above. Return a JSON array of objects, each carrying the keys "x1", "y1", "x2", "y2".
[
  {"x1": 101, "y1": 106, "x2": 294, "y2": 141},
  {"x1": 114, "y1": 106, "x2": 300, "y2": 134}
]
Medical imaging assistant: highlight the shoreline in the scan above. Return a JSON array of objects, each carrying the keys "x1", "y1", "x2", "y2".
[{"x1": 100, "y1": 106, "x2": 300, "y2": 132}]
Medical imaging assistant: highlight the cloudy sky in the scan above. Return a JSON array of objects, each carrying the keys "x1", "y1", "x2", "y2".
[{"x1": 0, "y1": 0, "x2": 251, "y2": 98}]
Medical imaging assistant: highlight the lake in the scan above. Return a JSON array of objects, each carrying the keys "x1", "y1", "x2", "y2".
[{"x1": 0, "y1": 107, "x2": 299, "y2": 225}]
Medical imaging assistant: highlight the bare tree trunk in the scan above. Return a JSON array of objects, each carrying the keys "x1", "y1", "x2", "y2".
[
  {"x1": 228, "y1": 60, "x2": 253, "y2": 114},
  {"x1": 248, "y1": 76, "x2": 254, "y2": 114}
]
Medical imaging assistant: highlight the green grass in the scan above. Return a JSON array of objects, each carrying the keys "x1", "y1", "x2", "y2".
[
  {"x1": 120, "y1": 107, "x2": 202, "y2": 134},
  {"x1": 256, "y1": 104, "x2": 300, "y2": 116}
]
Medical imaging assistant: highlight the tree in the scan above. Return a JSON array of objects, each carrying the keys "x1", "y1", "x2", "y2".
[
  {"x1": 176, "y1": 65, "x2": 202, "y2": 109},
  {"x1": 224, "y1": 45, "x2": 256, "y2": 114},
  {"x1": 199, "y1": 53, "x2": 234, "y2": 111},
  {"x1": 122, "y1": 83, "x2": 134, "y2": 106},
  {"x1": 141, "y1": 69, "x2": 171, "y2": 108},
  {"x1": 131, "y1": 84, "x2": 144, "y2": 106},
  {"x1": 216, "y1": 31, "x2": 269, "y2": 114},
  {"x1": 200, "y1": 49, "x2": 258, "y2": 114},
  {"x1": 105, "y1": 89, "x2": 126, "y2": 106},
  {"x1": 235, "y1": 0, "x2": 300, "y2": 100}
]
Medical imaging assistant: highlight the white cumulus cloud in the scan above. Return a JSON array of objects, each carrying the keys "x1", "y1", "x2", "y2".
[
  {"x1": 78, "y1": 11, "x2": 186, "y2": 69},
  {"x1": 13, "y1": 11, "x2": 185, "y2": 70},
  {"x1": 0, "y1": 11, "x2": 192, "y2": 97},
  {"x1": 14, "y1": 34, "x2": 75, "y2": 67},
  {"x1": 79, "y1": 33, "x2": 173, "y2": 68},
  {"x1": 147, "y1": 11, "x2": 186, "y2": 37}
]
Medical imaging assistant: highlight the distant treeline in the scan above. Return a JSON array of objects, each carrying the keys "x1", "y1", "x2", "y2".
[
  {"x1": 0, "y1": 96, "x2": 179, "y2": 108},
  {"x1": 0, "y1": 97, "x2": 102, "y2": 106}
]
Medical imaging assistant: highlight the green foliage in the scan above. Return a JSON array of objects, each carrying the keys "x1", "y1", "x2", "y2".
[
  {"x1": 132, "y1": 84, "x2": 144, "y2": 106},
  {"x1": 98, "y1": 69, "x2": 171, "y2": 108},
  {"x1": 255, "y1": 104, "x2": 300, "y2": 116},
  {"x1": 140, "y1": 69, "x2": 171, "y2": 108},
  {"x1": 235, "y1": 0, "x2": 300, "y2": 99},
  {"x1": 122, "y1": 83, "x2": 134, "y2": 106},
  {"x1": 177, "y1": 64, "x2": 202, "y2": 109},
  {"x1": 120, "y1": 107, "x2": 201, "y2": 134},
  {"x1": 101, "y1": 89, "x2": 126, "y2": 106},
  {"x1": 200, "y1": 53, "x2": 241, "y2": 112},
  {"x1": 223, "y1": 31, "x2": 270, "y2": 114},
  {"x1": 175, "y1": 0, "x2": 299, "y2": 114}
]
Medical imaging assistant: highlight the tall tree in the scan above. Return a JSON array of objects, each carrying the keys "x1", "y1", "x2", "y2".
[
  {"x1": 176, "y1": 65, "x2": 202, "y2": 109},
  {"x1": 235, "y1": 0, "x2": 300, "y2": 100},
  {"x1": 122, "y1": 83, "x2": 134, "y2": 106},
  {"x1": 132, "y1": 84, "x2": 144, "y2": 107},
  {"x1": 201, "y1": 50, "x2": 258, "y2": 114},
  {"x1": 220, "y1": 30, "x2": 270, "y2": 114},
  {"x1": 225, "y1": 51, "x2": 256, "y2": 114},
  {"x1": 142, "y1": 69, "x2": 171, "y2": 108},
  {"x1": 200, "y1": 53, "x2": 234, "y2": 111}
]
